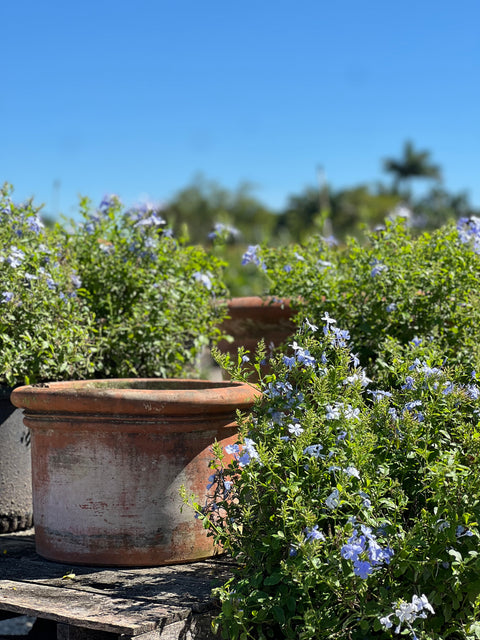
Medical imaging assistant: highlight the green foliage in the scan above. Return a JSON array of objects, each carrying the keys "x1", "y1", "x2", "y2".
[
  {"x1": 189, "y1": 325, "x2": 480, "y2": 639},
  {"x1": 162, "y1": 175, "x2": 277, "y2": 246},
  {"x1": 61, "y1": 194, "x2": 229, "y2": 378},
  {"x1": 256, "y1": 218, "x2": 480, "y2": 381},
  {"x1": 0, "y1": 183, "x2": 96, "y2": 386}
]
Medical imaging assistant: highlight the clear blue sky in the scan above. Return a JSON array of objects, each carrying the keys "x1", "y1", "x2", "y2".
[{"x1": 2, "y1": 0, "x2": 479, "y2": 219}]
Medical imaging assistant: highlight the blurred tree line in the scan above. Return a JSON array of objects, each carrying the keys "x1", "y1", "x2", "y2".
[{"x1": 160, "y1": 141, "x2": 479, "y2": 247}]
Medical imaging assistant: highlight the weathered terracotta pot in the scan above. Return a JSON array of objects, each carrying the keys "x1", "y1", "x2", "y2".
[
  {"x1": 0, "y1": 390, "x2": 33, "y2": 533},
  {"x1": 11, "y1": 379, "x2": 260, "y2": 567},
  {"x1": 217, "y1": 297, "x2": 297, "y2": 372}
]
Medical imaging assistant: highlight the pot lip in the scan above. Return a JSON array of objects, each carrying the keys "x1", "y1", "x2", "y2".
[
  {"x1": 10, "y1": 378, "x2": 261, "y2": 416},
  {"x1": 225, "y1": 296, "x2": 292, "y2": 310}
]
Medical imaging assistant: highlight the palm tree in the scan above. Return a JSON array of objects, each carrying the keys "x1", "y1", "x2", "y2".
[{"x1": 383, "y1": 141, "x2": 442, "y2": 195}]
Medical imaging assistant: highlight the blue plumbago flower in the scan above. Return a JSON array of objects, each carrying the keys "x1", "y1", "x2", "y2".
[
  {"x1": 135, "y1": 212, "x2": 166, "y2": 227},
  {"x1": 341, "y1": 526, "x2": 393, "y2": 579},
  {"x1": 331, "y1": 326, "x2": 351, "y2": 348},
  {"x1": 380, "y1": 594, "x2": 434, "y2": 637},
  {"x1": 442, "y1": 381, "x2": 455, "y2": 395},
  {"x1": 1, "y1": 291, "x2": 13, "y2": 303},
  {"x1": 368, "y1": 389, "x2": 393, "y2": 402},
  {"x1": 303, "y1": 443, "x2": 324, "y2": 458},
  {"x1": 294, "y1": 252, "x2": 305, "y2": 261},
  {"x1": 206, "y1": 474, "x2": 216, "y2": 490},
  {"x1": 325, "y1": 402, "x2": 343, "y2": 420},
  {"x1": 264, "y1": 380, "x2": 293, "y2": 399},
  {"x1": 321, "y1": 311, "x2": 336, "y2": 325},
  {"x1": 401, "y1": 376, "x2": 415, "y2": 390},
  {"x1": 317, "y1": 259, "x2": 333, "y2": 268},
  {"x1": 291, "y1": 341, "x2": 316, "y2": 367},
  {"x1": 84, "y1": 221, "x2": 97, "y2": 235},
  {"x1": 241, "y1": 244, "x2": 261, "y2": 266},
  {"x1": 358, "y1": 491, "x2": 372, "y2": 508},
  {"x1": 457, "y1": 216, "x2": 480, "y2": 254},
  {"x1": 343, "y1": 370, "x2": 371, "y2": 387},
  {"x1": 283, "y1": 264, "x2": 292, "y2": 273},
  {"x1": 409, "y1": 358, "x2": 442, "y2": 377},
  {"x1": 343, "y1": 466, "x2": 360, "y2": 479},
  {"x1": 6, "y1": 246, "x2": 25, "y2": 268},
  {"x1": 287, "y1": 422, "x2": 304, "y2": 437},
  {"x1": 435, "y1": 519, "x2": 450, "y2": 532},
  {"x1": 283, "y1": 355, "x2": 296, "y2": 369},
  {"x1": 192, "y1": 271, "x2": 212, "y2": 290},
  {"x1": 208, "y1": 222, "x2": 240, "y2": 240},
  {"x1": 386, "y1": 302, "x2": 397, "y2": 312},
  {"x1": 350, "y1": 352, "x2": 360, "y2": 367},
  {"x1": 370, "y1": 259, "x2": 388, "y2": 277},
  {"x1": 464, "y1": 384, "x2": 480, "y2": 400},
  {"x1": 70, "y1": 273, "x2": 82, "y2": 288},
  {"x1": 98, "y1": 194, "x2": 121, "y2": 212},
  {"x1": 289, "y1": 545, "x2": 297, "y2": 557},
  {"x1": 267, "y1": 410, "x2": 285, "y2": 425},
  {"x1": 344, "y1": 405, "x2": 361, "y2": 421},
  {"x1": 27, "y1": 215, "x2": 44, "y2": 233},
  {"x1": 45, "y1": 277, "x2": 57, "y2": 290},
  {"x1": 336, "y1": 430, "x2": 347, "y2": 442},
  {"x1": 354, "y1": 560, "x2": 374, "y2": 579},
  {"x1": 241, "y1": 354, "x2": 250, "y2": 363},
  {"x1": 388, "y1": 407, "x2": 399, "y2": 420},
  {"x1": 404, "y1": 400, "x2": 422, "y2": 412},
  {"x1": 456, "y1": 525, "x2": 474, "y2": 538},
  {"x1": 322, "y1": 234, "x2": 338, "y2": 247},
  {"x1": 304, "y1": 524, "x2": 325, "y2": 542},
  {"x1": 411, "y1": 336, "x2": 422, "y2": 347},
  {"x1": 304, "y1": 318, "x2": 318, "y2": 332},
  {"x1": 325, "y1": 488, "x2": 340, "y2": 510},
  {"x1": 239, "y1": 438, "x2": 260, "y2": 466},
  {"x1": 0, "y1": 201, "x2": 12, "y2": 215},
  {"x1": 225, "y1": 443, "x2": 240, "y2": 455}
]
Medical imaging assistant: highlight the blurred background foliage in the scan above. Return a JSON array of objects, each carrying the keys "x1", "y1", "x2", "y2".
[{"x1": 40, "y1": 141, "x2": 479, "y2": 297}]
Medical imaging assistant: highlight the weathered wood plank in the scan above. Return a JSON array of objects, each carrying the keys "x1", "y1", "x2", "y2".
[
  {"x1": 0, "y1": 580, "x2": 189, "y2": 636},
  {"x1": 57, "y1": 614, "x2": 222, "y2": 640},
  {"x1": 0, "y1": 557, "x2": 230, "y2": 612},
  {"x1": 0, "y1": 531, "x2": 228, "y2": 639}
]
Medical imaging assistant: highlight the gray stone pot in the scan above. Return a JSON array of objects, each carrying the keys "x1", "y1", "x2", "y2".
[{"x1": 0, "y1": 389, "x2": 33, "y2": 533}]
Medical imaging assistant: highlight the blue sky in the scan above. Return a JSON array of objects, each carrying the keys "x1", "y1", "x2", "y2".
[{"x1": 2, "y1": 0, "x2": 479, "y2": 219}]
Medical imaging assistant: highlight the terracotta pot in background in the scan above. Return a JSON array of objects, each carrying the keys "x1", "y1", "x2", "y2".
[
  {"x1": 11, "y1": 379, "x2": 260, "y2": 567},
  {"x1": 216, "y1": 296, "x2": 297, "y2": 371},
  {"x1": 0, "y1": 389, "x2": 33, "y2": 533}
]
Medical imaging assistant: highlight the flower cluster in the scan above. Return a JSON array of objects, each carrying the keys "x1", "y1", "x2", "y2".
[
  {"x1": 0, "y1": 184, "x2": 96, "y2": 386},
  {"x1": 341, "y1": 524, "x2": 394, "y2": 579},
  {"x1": 380, "y1": 594, "x2": 435, "y2": 639},
  {"x1": 189, "y1": 312, "x2": 480, "y2": 640},
  {"x1": 62, "y1": 194, "x2": 229, "y2": 378}
]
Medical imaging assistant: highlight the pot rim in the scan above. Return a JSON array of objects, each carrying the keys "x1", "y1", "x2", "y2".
[{"x1": 11, "y1": 378, "x2": 261, "y2": 416}]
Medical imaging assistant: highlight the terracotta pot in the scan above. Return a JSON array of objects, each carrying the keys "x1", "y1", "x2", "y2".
[
  {"x1": 11, "y1": 379, "x2": 260, "y2": 567},
  {"x1": 0, "y1": 390, "x2": 33, "y2": 533},
  {"x1": 216, "y1": 297, "x2": 297, "y2": 373}
]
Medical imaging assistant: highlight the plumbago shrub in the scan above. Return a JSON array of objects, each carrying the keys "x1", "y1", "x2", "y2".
[
  {"x1": 190, "y1": 320, "x2": 480, "y2": 640},
  {"x1": 61, "y1": 195, "x2": 228, "y2": 378},
  {"x1": 243, "y1": 218, "x2": 480, "y2": 380},
  {"x1": 0, "y1": 184, "x2": 96, "y2": 387}
]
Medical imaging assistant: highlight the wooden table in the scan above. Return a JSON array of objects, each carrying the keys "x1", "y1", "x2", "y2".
[{"x1": 0, "y1": 530, "x2": 232, "y2": 640}]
